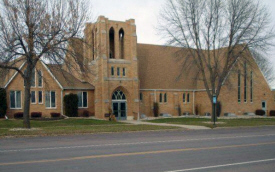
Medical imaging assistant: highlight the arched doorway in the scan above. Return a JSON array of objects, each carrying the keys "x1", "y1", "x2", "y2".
[{"x1": 112, "y1": 90, "x2": 127, "y2": 120}]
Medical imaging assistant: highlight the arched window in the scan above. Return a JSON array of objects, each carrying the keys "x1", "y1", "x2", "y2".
[
  {"x1": 183, "y1": 93, "x2": 186, "y2": 103},
  {"x1": 119, "y1": 28, "x2": 124, "y2": 59},
  {"x1": 109, "y1": 27, "x2": 115, "y2": 59},
  {"x1": 164, "y1": 93, "x2": 167, "y2": 103},
  {"x1": 112, "y1": 90, "x2": 126, "y2": 100},
  {"x1": 159, "y1": 93, "x2": 162, "y2": 103}
]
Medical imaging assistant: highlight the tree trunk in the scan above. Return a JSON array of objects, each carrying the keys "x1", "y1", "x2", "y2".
[{"x1": 23, "y1": 77, "x2": 31, "y2": 129}]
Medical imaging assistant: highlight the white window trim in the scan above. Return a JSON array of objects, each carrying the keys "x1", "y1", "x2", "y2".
[
  {"x1": 38, "y1": 91, "x2": 43, "y2": 104},
  {"x1": 78, "y1": 91, "x2": 88, "y2": 109},
  {"x1": 10, "y1": 91, "x2": 22, "y2": 110},
  {"x1": 45, "y1": 91, "x2": 56, "y2": 109},
  {"x1": 38, "y1": 70, "x2": 43, "y2": 88},
  {"x1": 31, "y1": 91, "x2": 36, "y2": 104}
]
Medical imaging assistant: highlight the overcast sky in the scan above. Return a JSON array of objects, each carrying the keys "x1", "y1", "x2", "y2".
[{"x1": 90, "y1": 0, "x2": 275, "y2": 87}]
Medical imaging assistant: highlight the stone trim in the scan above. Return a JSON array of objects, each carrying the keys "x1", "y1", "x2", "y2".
[{"x1": 108, "y1": 59, "x2": 131, "y2": 64}]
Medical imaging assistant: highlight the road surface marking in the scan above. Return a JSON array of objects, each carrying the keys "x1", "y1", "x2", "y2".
[
  {"x1": 166, "y1": 158, "x2": 275, "y2": 172},
  {"x1": 0, "y1": 141, "x2": 275, "y2": 166},
  {"x1": 1, "y1": 133, "x2": 275, "y2": 153}
]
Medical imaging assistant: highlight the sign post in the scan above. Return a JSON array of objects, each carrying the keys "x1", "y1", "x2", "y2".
[{"x1": 213, "y1": 94, "x2": 217, "y2": 127}]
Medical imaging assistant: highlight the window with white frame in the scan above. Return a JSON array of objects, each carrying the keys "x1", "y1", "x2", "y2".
[
  {"x1": 78, "y1": 92, "x2": 88, "y2": 108},
  {"x1": 10, "y1": 91, "x2": 21, "y2": 109},
  {"x1": 45, "y1": 91, "x2": 56, "y2": 108},
  {"x1": 38, "y1": 91, "x2": 43, "y2": 104},
  {"x1": 38, "y1": 70, "x2": 43, "y2": 87},
  {"x1": 31, "y1": 91, "x2": 36, "y2": 104}
]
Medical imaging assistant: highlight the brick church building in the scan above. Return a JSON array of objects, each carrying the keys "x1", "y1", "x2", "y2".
[{"x1": 1, "y1": 16, "x2": 275, "y2": 120}]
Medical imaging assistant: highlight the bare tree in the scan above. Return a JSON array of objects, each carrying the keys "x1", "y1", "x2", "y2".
[
  {"x1": 159, "y1": 0, "x2": 274, "y2": 121},
  {"x1": 0, "y1": 0, "x2": 91, "y2": 128},
  {"x1": 251, "y1": 50, "x2": 275, "y2": 84}
]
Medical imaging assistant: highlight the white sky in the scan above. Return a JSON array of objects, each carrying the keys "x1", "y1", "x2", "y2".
[{"x1": 90, "y1": 0, "x2": 275, "y2": 87}]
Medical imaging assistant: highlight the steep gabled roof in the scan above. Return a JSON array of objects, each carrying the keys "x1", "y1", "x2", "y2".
[
  {"x1": 0, "y1": 57, "x2": 26, "y2": 88},
  {"x1": 47, "y1": 64, "x2": 94, "y2": 90}
]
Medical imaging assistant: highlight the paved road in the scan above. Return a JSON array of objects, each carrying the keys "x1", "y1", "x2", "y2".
[{"x1": 1, "y1": 126, "x2": 275, "y2": 172}]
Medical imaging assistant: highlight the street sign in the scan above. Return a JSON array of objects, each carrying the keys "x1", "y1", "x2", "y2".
[{"x1": 213, "y1": 95, "x2": 217, "y2": 104}]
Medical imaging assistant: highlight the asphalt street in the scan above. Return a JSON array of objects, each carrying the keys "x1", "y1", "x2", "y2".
[{"x1": 1, "y1": 126, "x2": 275, "y2": 172}]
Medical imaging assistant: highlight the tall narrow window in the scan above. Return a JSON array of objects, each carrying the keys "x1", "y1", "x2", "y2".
[
  {"x1": 119, "y1": 28, "x2": 124, "y2": 59},
  {"x1": 244, "y1": 63, "x2": 247, "y2": 102},
  {"x1": 187, "y1": 93, "x2": 190, "y2": 103},
  {"x1": 38, "y1": 91, "x2": 43, "y2": 104},
  {"x1": 38, "y1": 70, "x2": 42, "y2": 87},
  {"x1": 159, "y1": 93, "x2": 163, "y2": 103},
  {"x1": 250, "y1": 71, "x2": 253, "y2": 102},
  {"x1": 140, "y1": 93, "x2": 143, "y2": 101},
  {"x1": 24, "y1": 69, "x2": 35, "y2": 87},
  {"x1": 183, "y1": 93, "x2": 186, "y2": 103},
  {"x1": 123, "y1": 68, "x2": 126, "y2": 76},
  {"x1": 117, "y1": 67, "x2": 120, "y2": 76},
  {"x1": 238, "y1": 70, "x2": 241, "y2": 103},
  {"x1": 94, "y1": 28, "x2": 97, "y2": 58},
  {"x1": 111, "y1": 67, "x2": 114, "y2": 76},
  {"x1": 109, "y1": 27, "x2": 115, "y2": 59},
  {"x1": 46, "y1": 91, "x2": 56, "y2": 108},
  {"x1": 10, "y1": 91, "x2": 21, "y2": 109},
  {"x1": 164, "y1": 93, "x2": 167, "y2": 103},
  {"x1": 31, "y1": 91, "x2": 36, "y2": 104},
  {"x1": 92, "y1": 30, "x2": 95, "y2": 60}
]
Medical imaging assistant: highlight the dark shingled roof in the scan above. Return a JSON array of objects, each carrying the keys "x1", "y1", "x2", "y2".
[{"x1": 47, "y1": 64, "x2": 94, "y2": 90}]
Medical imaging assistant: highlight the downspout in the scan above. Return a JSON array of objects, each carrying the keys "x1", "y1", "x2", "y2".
[{"x1": 193, "y1": 91, "x2": 195, "y2": 115}]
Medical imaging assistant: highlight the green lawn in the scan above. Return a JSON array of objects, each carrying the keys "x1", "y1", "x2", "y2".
[
  {"x1": 0, "y1": 119, "x2": 179, "y2": 137},
  {"x1": 148, "y1": 117, "x2": 275, "y2": 128}
]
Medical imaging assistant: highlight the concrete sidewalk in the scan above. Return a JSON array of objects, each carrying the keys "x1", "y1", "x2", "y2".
[{"x1": 122, "y1": 120, "x2": 211, "y2": 130}]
